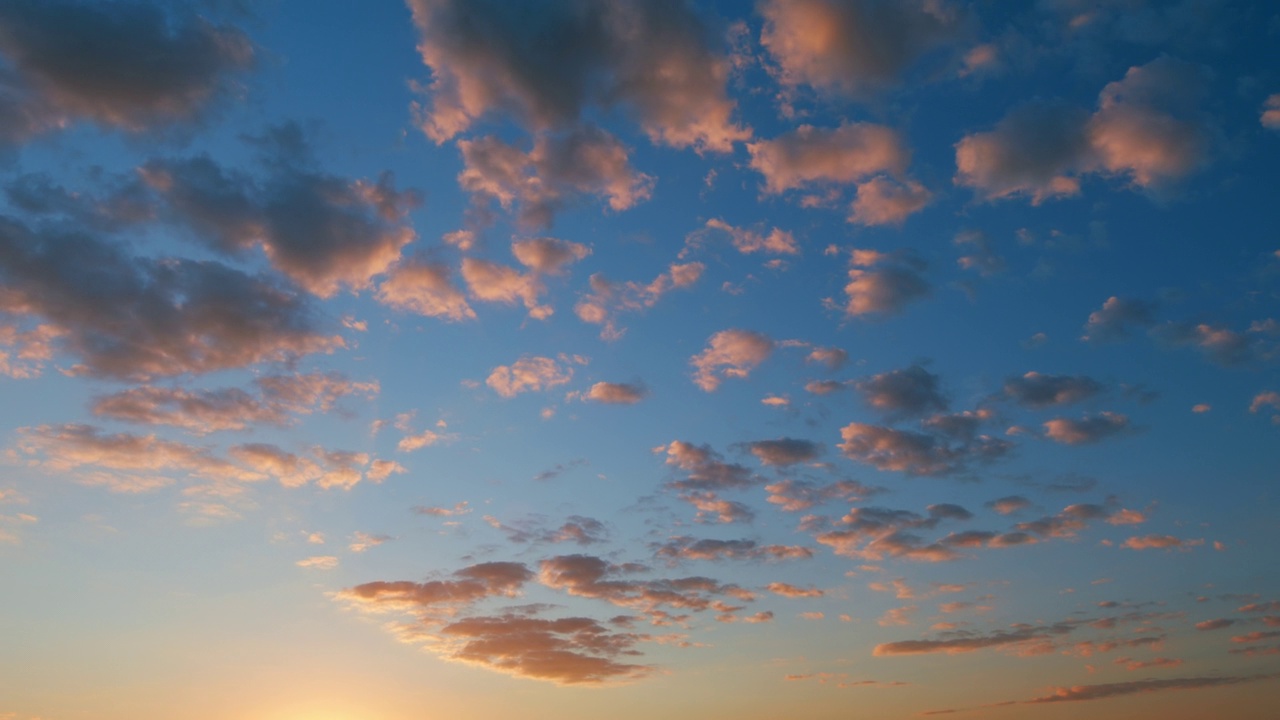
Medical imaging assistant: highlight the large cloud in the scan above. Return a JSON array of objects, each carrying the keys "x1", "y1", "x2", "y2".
[
  {"x1": 759, "y1": 0, "x2": 964, "y2": 98},
  {"x1": 0, "y1": 216, "x2": 343, "y2": 380},
  {"x1": 955, "y1": 57, "x2": 1211, "y2": 202},
  {"x1": 407, "y1": 0, "x2": 749, "y2": 151},
  {"x1": 0, "y1": 0, "x2": 253, "y2": 142},
  {"x1": 142, "y1": 124, "x2": 420, "y2": 298}
]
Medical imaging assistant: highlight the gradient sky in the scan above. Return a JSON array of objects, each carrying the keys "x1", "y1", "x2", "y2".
[{"x1": 1, "y1": 1, "x2": 1279, "y2": 718}]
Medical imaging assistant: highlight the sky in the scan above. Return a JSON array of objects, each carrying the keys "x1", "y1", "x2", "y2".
[{"x1": 0, "y1": 0, "x2": 1279, "y2": 718}]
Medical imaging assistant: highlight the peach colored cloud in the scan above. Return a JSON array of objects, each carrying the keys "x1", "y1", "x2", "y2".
[
  {"x1": 486, "y1": 356, "x2": 574, "y2": 398},
  {"x1": 575, "y1": 261, "x2": 704, "y2": 340},
  {"x1": 377, "y1": 261, "x2": 476, "y2": 321},
  {"x1": 1043, "y1": 412, "x2": 1129, "y2": 444},
  {"x1": 90, "y1": 372, "x2": 378, "y2": 435},
  {"x1": 759, "y1": 0, "x2": 963, "y2": 98},
  {"x1": 690, "y1": 329, "x2": 774, "y2": 392},
  {"x1": 841, "y1": 249, "x2": 929, "y2": 317}
]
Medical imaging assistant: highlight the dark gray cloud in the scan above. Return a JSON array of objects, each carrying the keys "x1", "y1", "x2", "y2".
[
  {"x1": 1082, "y1": 296, "x2": 1157, "y2": 342},
  {"x1": 0, "y1": 0, "x2": 253, "y2": 142},
  {"x1": 1004, "y1": 372, "x2": 1105, "y2": 408},
  {"x1": 0, "y1": 216, "x2": 342, "y2": 380},
  {"x1": 855, "y1": 365, "x2": 947, "y2": 418},
  {"x1": 744, "y1": 437, "x2": 822, "y2": 466}
]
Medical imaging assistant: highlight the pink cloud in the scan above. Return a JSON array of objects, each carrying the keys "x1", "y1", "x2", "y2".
[{"x1": 690, "y1": 329, "x2": 775, "y2": 392}]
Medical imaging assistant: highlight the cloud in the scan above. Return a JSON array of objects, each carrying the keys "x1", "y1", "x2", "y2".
[
  {"x1": 690, "y1": 329, "x2": 775, "y2": 392},
  {"x1": 584, "y1": 382, "x2": 647, "y2": 404},
  {"x1": 855, "y1": 365, "x2": 947, "y2": 418},
  {"x1": 485, "y1": 514, "x2": 609, "y2": 546},
  {"x1": 1264, "y1": 94, "x2": 1280, "y2": 130},
  {"x1": 1004, "y1": 372, "x2": 1104, "y2": 408},
  {"x1": 460, "y1": 258, "x2": 551, "y2": 319},
  {"x1": 18, "y1": 423, "x2": 263, "y2": 485},
  {"x1": 767, "y1": 582, "x2": 823, "y2": 598},
  {"x1": 744, "y1": 438, "x2": 821, "y2": 466},
  {"x1": 765, "y1": 479, "x2": 880, "y2": 512},
  {"x1": 575, "y1": 261, "x2": 704, "y2": 340},
  {"x1": 660, "y1": 440, "x2": 760, "y2": 491},
  {"x1": 458, "y1": 128, "x2": 653, "y2": 227},
  {"x1": 0, "y1": 216, "x2": 343, "y2": 380},
  {"x1": 1251, "y1": 392, "x2": 1280, "y2": 415},
  {"x1": 1082, "y1": 296, "x2": 1157, "y2": 342},
  {"x1": 349, "y1": 532, "x2": 393, "y2": 553},
  {"x1": 486, "y1": 356, "x2": 575, "y2": 398},
  {"x1": 1152, "y1": 321, "x2": 1275, "y2": 366},
  {"x1": 759, "y1": 0, "x2": 964, "y2": 98},
  {"x1": 986, "y1": 496, "x2": 1031, "y2": 515},
  {"x1": 838, "y1": 421, "x2": 1011, "y2": 476},
  {"x1": 89, "y1": 372, "x2": 377, "y2": 434},
  {"x1": 377, "y1": 261, "x2": 476, "y2": 322},
  {"x1": 414, "y1": 501, "x2": 471, "y2": 517},
  {"x1": 747, "y1": 123, "x2": 908, "y2": 194},
  {"x1": 1024, "y1": 674, "x2": 1279, "y2": 704},
  {"x1": 0, "y1": 0, "x2": 253, "y2": 141},
  {"x1": 874, "y1": 623, "x2": 1078, "y2": 656},
  {"x1": 143, "y1": 124, "x2": 420, "y2": 298},
  {"x1": 1043, "y1": 412, "x2": 1130, "y2": 444},
  {"x1": 679, "y1": 491, "x2": 756, "y2": 524},
  {"x1": 429, "y1": 612, "x2": 652, "y2": 685},
  {"x1": 955, "y1": 57, "x2": 1211, "y2": 202},
  {"x1": 538, "y1": 554, "x2": 754, "y2": 620},
  {"x1": 339, "y1": 561, "x2": 533, "y2": 611},
  {"x1": 805, "y1": 347, "x2": 848, "y2": 370},
  {"x1": 655, "y1": 537, "x2": 813, "y2": 563},
  {"x1": 1124, "y1": 535, "x2": 1203, "y2": 551},
  {"x1": 840, "y1": 250, "x2": 930, "y2": 317},
  {"x1": 848, "y1": 177, "x2": 932, "y2": 226},
  {"x1": 407, "y1": 0, "x2": 749, "y2": 151},
  {"x1": 296, "y1": 555, "x2": 338, "y2": 570},
  {"x1": 689, "y1": 218, "x2": 799, "y2": 255}
]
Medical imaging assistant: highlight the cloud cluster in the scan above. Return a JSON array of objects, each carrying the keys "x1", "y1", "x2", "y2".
[
  {"x1": 575, "y1": 261, "x2": 704, "y2": 340},
  {"x1": 839, "y1": 249, "x2": 930, "y2": 317},
  {"x1": 690, "y1": 329, "x2": 774, "y2": 392},
  {"x1": 0, "y1": 216, "x2": 343, "y2": 380},
  {"x1": 487, "y1": 356, "x2": 575, "y2": 398},
  {"x1": 143, "y1": 124, "x2": 420, "y2": 297},
  {"x1": 90, "y1": 372, "x2": 378, "y2": 434},
  {"x1": 956, "y1": 57, "x2": 1211, "y2": 201},
  {"x1": 457, "y1": 128, "x2": 653, "y2": 227},
  {"x1": 407, "y1": 0, "x2": 749, "y2": 151}
]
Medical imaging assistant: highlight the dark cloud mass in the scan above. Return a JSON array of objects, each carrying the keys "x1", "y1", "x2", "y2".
[
  {"x1": 0, "y1": 0, "x2": 253, "y2": 140},
  {"x1": 0, "y1": 216, "x2": 342, "y2": 380}
]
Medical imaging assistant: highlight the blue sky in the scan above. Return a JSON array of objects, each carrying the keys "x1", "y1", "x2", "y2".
[{"x1": 1, "y1": 1, "x2": 1279, "y2": 718}]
